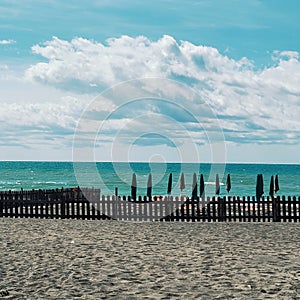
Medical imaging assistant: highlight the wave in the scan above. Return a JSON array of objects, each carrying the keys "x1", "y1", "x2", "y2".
[
  {"x1": 33, "y1": 181, "x2": 67, "y2": 185},
  {"x1": 205, "y1": 181, "x2": 225, "y2": 186},
  {"x1": 0, "y1": 181, "x2": 22, "y2": 185}
]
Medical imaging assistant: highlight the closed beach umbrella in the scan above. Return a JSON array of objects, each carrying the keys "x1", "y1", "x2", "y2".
[
  {"x1": 269, "y1": 175, "x2": 274, "y2": 197},
  {"x1": 167, "y1": 173, "x2": 172, "y2": 195},
  {"x1": 275, "y1": 174, "x2": 280, "y2": 193},
  {"x1": 131, "y1": 173, "x2": 137, "y2": 200},
  {"x1": 180, "y1": 172, "x2": 185, "y2": 192},
  {"x1": 200, "y1": 174, "x2": 205, "y2": 199},
  {"x1": 215, "y1": 174, "x2": 220, "y2": 195},
  {"x1": 226, "y1": 174, "x2": 231, "y2": 193},
  {"x1": 256, "y1": 174, "x2": 260, "y2": 199},
  {"x1": 192, "y1": 173, "x2": 198, "y2": 199},
  {"x1": 260, "y1": 174, "x2": 264, "y2": 197},
  {"x1": 256, "y1": 174, "x2": 264, "y2": 200},
  {"x1": 147, "y1": 173, "x2": 152, "y2": 199}
]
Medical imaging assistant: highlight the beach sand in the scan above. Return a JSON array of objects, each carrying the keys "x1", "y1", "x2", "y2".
[{"x1": 0, "y1": 219, "x2": 299, "y2": 299}]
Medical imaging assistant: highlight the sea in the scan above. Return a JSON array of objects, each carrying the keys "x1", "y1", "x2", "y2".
[{"x1": 0, "y1": 161, "x2": 299, "y2": 198}]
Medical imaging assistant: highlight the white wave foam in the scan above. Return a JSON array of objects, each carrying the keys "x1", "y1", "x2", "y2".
[{"x1": 205, "y1": 181, "x2": 225, "y2": 186}]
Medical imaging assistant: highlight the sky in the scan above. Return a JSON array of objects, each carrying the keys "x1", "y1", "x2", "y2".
[{"x1": 0, "y1": 0, "x2": 300, "y2": 163}]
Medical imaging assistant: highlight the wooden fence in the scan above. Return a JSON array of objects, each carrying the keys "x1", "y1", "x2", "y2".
[{"x1": 0, "y1": 187, "x2": 299, "y2": 222}]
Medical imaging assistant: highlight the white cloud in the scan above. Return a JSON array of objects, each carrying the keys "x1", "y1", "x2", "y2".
[
  {"x1": 1, "y1": 35, "x2": 299, "y2": 161},
  {"x1": 26, "y1": 35, "x2": 254, "y2": 87},
  {"x1": 24, "y1": 35, "x2": 300, "y2": 148},
  {"x1": 0, "y1": 39, "x2": 16, "y2": 45},
  {"x1": 0, "y1": 77, "x2": 95, "y2": 151}
]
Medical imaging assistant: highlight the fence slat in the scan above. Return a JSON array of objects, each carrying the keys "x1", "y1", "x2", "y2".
[{"x1": 287, "y1": 196, "x2": 292, "y2": 222}]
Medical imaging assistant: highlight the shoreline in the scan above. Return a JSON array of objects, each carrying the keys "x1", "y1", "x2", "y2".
[{"x1": 1, "y1": 218, "x2": 299, "y2": 299}]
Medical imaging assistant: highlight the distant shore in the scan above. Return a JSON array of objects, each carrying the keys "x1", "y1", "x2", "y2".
[{"x1": 0, "y1": 218, "x2": 299, "y2": 299}]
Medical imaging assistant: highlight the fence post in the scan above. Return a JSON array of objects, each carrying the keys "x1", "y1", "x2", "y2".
[
  {"x1": 61, "y1": 188, "x2": 65, "y2": 219},
  {"x1": 293, "y1": 196, "x2": 297, "y2": 222},
  {"x1": 222, "y1": 196, "x2": 226, "y2": 221},
  {"x1": 91, "y1": 189, "x2": 96, "y2": 220},
  {"x1": 281, "y1": 195, "x2": 286, "y2": 222},
  {"x1": 44, "y1": 190, "x2": 49, "y2": 219},
  {"x1": 86, "y1": 190, "x2": 91, "y2": 220},
  {"x1": 96, "y1": 189, "x2": 101, "y2": 220},
  {"x1": 217, "y1": 197, "x2": 225, "y2": 222},
  {"x1": 180, "y1": 196, "x2": 185, "y2": 222},
  {"x1": 277, "y1": 196, "x2": 281, "y2": 222},
  {"x1": 193, "y1": 196, "x2": 199, "y2": 222},
  {"x1": 64, "y1": 189, "x2": 69, "y2": 219},
  {"x1": 101, "y1": 195, "x2": 106, "y2": 219},
  {"x1": 272, "y1": 196, "x2": 280, "y2": 222},
  {"x1": 287, "y1": 196, "x2": 292, "y2": 222},
  {"x1": 217, "y1": 197, "x2": 222, "y2": 222},
  {"x1": 8, "y1": 190, "x2": 13, "y2": 218},
  {"x1": 112, "y1": 195, "x2": 117, "y2": 220}
]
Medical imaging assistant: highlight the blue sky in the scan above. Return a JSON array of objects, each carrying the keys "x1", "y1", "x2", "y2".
[
  {"x1": 1, "y1": 0, "x2": 300, "y2": 65},
  {"x1": 0, "y1": 0, "x2": 300, "y2": 163}
]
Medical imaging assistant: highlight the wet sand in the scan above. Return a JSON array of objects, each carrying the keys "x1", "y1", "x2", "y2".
[{"x1": 0, "y1": 218, "x2": 299, "y2": 299}]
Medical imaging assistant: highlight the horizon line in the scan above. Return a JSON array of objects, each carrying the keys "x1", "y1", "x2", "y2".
[{"x1": 0, "y1": 160, "x2": 299, "y2": 165}]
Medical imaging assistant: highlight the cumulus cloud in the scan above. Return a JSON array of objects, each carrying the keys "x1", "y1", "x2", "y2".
[
  {"x1": 26, "y1": 35, "x2": 253, "y2": 87},
  {"x1": 24, "y1": 35, "x2": 300, "y2": 150},
  {"x1": 0, "y1": 39, "x2": 16, "y2": 45}
]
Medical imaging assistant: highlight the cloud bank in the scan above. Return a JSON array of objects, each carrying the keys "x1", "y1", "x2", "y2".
[
  {"x1": 24, "y1": 35, "x2": 300, "y2": 147},
  {"x1": 1, "y1": 35, "x2": 300, "y2": 162}
]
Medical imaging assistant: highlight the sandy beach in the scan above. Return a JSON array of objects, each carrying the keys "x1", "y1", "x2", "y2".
[{"x1": 0, "y1": 219, "x2": 299, "y2": 300}]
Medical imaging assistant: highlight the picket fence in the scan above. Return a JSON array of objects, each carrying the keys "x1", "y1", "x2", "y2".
[{"x1": 0, "y1": 187, "x2": 299, "y2": 222}]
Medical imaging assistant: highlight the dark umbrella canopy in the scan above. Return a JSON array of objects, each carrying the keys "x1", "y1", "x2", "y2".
[
  {"x1": 167, "y1": 173, "x2": 173, "y2": 195},
  {"x1": 215, "y1": 174, "x2": 220, "y2": 195},
  {"x1": 269, "y1": 175, "x2": 274, "y2": 197},
  {"x1": 275, "y1": 174, "x2": 280, "y2": 193},
  {"x1": 200, "y1": 174, "x2": 205, "y2": 199},
  {"x1": 131, "y1": 173, "x2": 137, "y2": 200},
  {"x1": 180, "y1": 172, "x2": 185, "y2": 192},
  {"x1": 226, "y1": 174, "x2": 231, "y2": 193},
  {"x1": 260, "y1": 174, "x2": 264, "y2": 197},
  {"x1": 192, "y1": 173, "x2": 198, "y2": 199},
  {"x1": 256, "y1": 174, "x2": 264, "y2": 200},
  {"x1": 147, "y1": 173, "x2": 152, "y2": 199}
]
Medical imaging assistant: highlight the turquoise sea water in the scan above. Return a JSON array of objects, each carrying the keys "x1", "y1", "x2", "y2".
[{"x1": 0, "y1": 161, "x2": 299, "y2": 197}]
